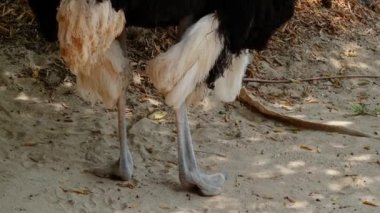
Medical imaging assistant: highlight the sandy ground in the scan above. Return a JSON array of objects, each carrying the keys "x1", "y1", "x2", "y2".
[{"x1": 1, "y1": 2, "x2": 380, "y2": 213}]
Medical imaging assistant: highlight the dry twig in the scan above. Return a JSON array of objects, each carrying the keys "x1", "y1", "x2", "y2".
[
  {"x1": 238, "y1": 88, "x2": 378, "y2": 139},
  {"x1": 244, "y1": 75, "x2": 380, "y2": 84}
]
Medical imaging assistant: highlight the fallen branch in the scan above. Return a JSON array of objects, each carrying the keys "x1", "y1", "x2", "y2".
[
  {"x1": 195, "y1": 150, "x2": 227, "y2": 158},
  {"x1": 243, "y1": 75, "x2": 380, "y2": 84},
  {"x1": 238, "y1": 88, "x2": 378, "y2": 139}
]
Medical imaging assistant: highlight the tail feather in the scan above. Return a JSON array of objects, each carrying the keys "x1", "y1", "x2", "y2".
[
  {"x1": 58, "y1": 0, "x2": 126, "y2": 74},
  {"x1": 57, "y1": 0, "x2": 128, "y2": 108}
]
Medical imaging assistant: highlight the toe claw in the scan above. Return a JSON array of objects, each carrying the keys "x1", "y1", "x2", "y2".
[
  {"x1": 198, "y1": 173, "x2": 225, "y2": 196},
  {"x1": 92, "y1": 160, "x2": 132, "y2": 181},
  {"x1": 180, "y1": 172, "x2": 225, "y2": 196}
]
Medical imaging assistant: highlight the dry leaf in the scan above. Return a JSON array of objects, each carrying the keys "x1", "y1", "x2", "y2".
[
  {"x1": 285, "y1": 196, "x2": 296, "y2": 203},
  {"x1": 159, "y1": 205, "x2": 171, "y2": 210},
  {"x1": 290, "y1": 79, "x2": 301, "y2": 84},
  {"x1": 117, "y1": 181, "x2": 136, "y2": 189},
  {"x1": 363, "y1": 145, "x2": 371, "y2": 151},
  {"x1": 343, "y1": 49, "x2": 358, "y2": 57},
  {"x1": 60, "y1": 187, "x2": 92, "y2": 195},
  {"x1": 148, "y1": 111, "x2": 167, "y2": 120},
  {"x1": 300, "y1": 145, "x2": 314, "y2": 151},
  {"x1": 357, "y1": 80, "x2": 370, "y2": 86},
  {"x1": 363, "y1": 200, "x2": 379, "y2": 207},
  {"x1": 273, "y1": 127, "x2": 285, "y2": 133}
]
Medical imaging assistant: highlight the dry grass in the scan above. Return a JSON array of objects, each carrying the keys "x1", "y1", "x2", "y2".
[{"x1": 249, "y1": 0, "x2": 379, "y2": 78}]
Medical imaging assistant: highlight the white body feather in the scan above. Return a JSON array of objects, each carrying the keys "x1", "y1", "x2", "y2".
[
  {"x1": 147, "y1": 14, "x2": 224, "y2": 109},
  {"x1": 214, "y1": 51, "x2": 251, "y2": 102}
]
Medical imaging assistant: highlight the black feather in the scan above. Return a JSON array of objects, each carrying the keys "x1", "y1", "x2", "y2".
[
  {"x1": 214, "y1": 0, "x2": 295, "y2": 53},
  {"x1": 28, "y1": 0, "x2": 60, "y2": 41},
  {"x1": 206, "y1": 47, "x2": 232, "y2": 89},
  {"x1": 206, "y1": 0, "x2": 295, "y2": 86},
  {"x1": 28, "y1": 0, "x2": 295, "y2": 86}
]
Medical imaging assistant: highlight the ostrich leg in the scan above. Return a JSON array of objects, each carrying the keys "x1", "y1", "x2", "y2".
[
  {"x1": 93, "y1": 90, "x2": 134, "y2": 180},
  {"x1": 175, "y1": 103, "x2": 225, "y2": 196},
  {"x1": 93, "y1": 29, "x2": 133, "y2": 180}
]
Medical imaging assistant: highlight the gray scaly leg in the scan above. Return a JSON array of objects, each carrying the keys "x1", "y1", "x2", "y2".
[
  {"x1": 175, "y1": 103, "x2": 225, "y2": 196},
  {"x1": 93, "y1": 91, "x2": 134, "y2": 180}
]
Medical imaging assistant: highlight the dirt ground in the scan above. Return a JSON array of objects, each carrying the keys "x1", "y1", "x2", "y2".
[{"x1": 0, "y1": 0, "x2": 380, "y2": 212}]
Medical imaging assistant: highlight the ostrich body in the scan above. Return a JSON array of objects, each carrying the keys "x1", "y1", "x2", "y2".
[{"x1": 28, "y1": 0, "x2": 295, "y2": 196}]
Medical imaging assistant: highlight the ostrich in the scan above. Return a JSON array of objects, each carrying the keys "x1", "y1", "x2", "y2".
[{"x1": 28, "y1": 0, "x2": 296, "y2": 196}]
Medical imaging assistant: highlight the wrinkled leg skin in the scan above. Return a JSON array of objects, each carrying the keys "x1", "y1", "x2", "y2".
[
  {"x1": 175, "y1": 103, "x2": 225, "y2": 196},
  {"x1": 92, "y1": 91, "x2": 134, "y2": 180}
]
